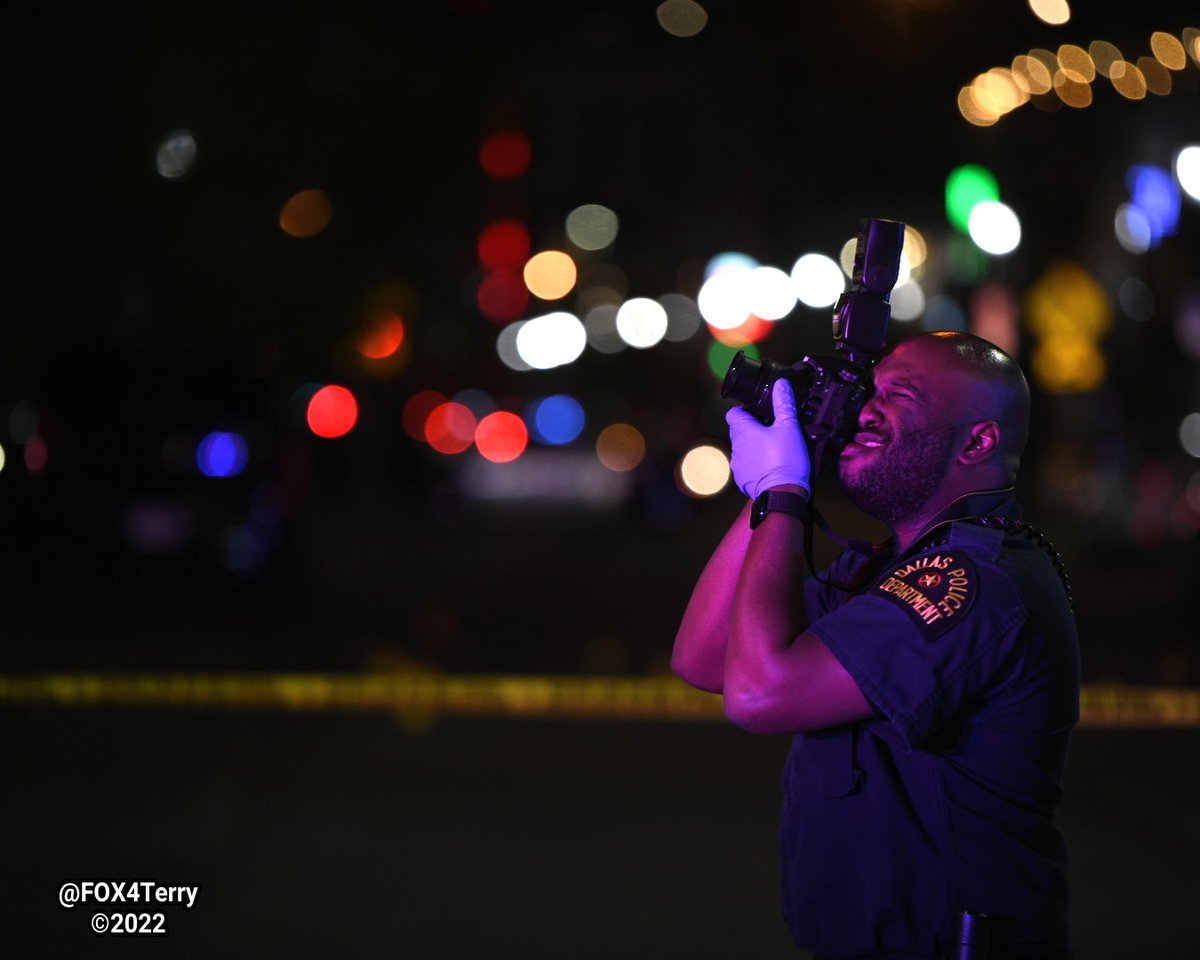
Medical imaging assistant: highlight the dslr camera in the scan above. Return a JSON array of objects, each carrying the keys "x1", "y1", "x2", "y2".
[{"x1": 721, "y1": 217, "x2": 906, "y2": 478}]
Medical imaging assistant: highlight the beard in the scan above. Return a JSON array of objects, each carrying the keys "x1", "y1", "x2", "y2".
[{"x1": 839, "y1": 422, "x2": 961, "y2": 527}]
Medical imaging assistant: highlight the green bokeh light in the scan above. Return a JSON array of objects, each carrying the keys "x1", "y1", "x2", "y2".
[
  {"x1": 945, "y1": 164, "x2": 1000, "y2": 234},
  {"x1": 706, "y1": 340, "x2": 760, "y2": 381}
]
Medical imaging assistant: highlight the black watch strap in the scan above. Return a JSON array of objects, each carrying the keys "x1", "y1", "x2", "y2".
[{"x1": 750, "y1": 489, "x2": 810, "y2": 529}]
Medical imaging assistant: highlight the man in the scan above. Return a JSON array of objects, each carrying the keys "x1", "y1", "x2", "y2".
[{"x1": 672, "y1": 331, "x2": 1079, "y2": 959}]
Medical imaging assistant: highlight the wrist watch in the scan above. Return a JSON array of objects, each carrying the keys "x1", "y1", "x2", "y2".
[{"x1": 750, "y1": 489, "x2": 810, "y2": 529}]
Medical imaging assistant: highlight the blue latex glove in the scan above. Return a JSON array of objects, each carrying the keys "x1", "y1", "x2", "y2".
[{"x1": 726, "y1": 378, "x2": 812, "y2": 499}]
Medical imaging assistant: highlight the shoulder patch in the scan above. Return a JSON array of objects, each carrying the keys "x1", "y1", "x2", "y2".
[{"x1": 871, "y1": 552, "x2": 978, "y2": 641}]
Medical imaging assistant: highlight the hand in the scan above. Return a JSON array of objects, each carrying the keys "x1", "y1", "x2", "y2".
[{"x1": 726, "y1": 378, "x2": 811, "y2": 499}]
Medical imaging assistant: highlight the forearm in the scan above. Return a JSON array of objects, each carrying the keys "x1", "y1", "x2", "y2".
[
  {"x1": 671, "y1": 500, "x2": 755, "y2": 692},
  {"x1": 724, "y1": 493, "x2": 810, "y2": 710}
]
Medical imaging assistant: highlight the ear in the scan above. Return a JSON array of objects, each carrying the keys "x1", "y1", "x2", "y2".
[{"x1": 959, "y1": 421, "x2": 1001, "y2": 465}]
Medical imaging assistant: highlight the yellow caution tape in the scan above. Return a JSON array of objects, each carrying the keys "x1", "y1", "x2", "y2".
[{"x1": 0, "y1": 674, "x2": 1196, "y2": 728}]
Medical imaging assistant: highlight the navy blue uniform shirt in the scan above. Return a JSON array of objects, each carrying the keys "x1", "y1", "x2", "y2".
[{"x1": 781, "y1": 492, "x2": 1079, "y2": 959}]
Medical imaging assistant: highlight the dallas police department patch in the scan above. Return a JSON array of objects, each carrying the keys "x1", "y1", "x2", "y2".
[{"x1": 872, "y1": 552, "x2": 978, "y2": 641}]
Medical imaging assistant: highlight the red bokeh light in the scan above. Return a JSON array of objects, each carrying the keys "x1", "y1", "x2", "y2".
[
  {"x1": 402, "y1": 390, "x2": 447, "y2": 442},
  {"x1": 707, "y1": 313, "x2": 773, "y2": 346},
  {"x1": 424, "y1": 402, "x2": 477, "y2": 454},
  {"x1": 479, "y1": 131, "x2": 531, "y2": 181},
  {"x1": 306, "y1": 385, "x2": 358, "y2": 439},
  {"x1": 478, "y1": 219, "x2": 530, "y2": 270},
  {"x1": 476, "y1": 269, "x2": 529, "y2": 323},
  {"x1": 474, "y1": 411, "x2": 528, "y2": 463},
  {"x1": 357, "y1": 311, "x2": 406, "y2": 359}
]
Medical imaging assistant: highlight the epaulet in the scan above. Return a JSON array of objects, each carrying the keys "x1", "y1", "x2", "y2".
[{"x1": 930, "y1": 516, "x2": 1073, "y2": 609}]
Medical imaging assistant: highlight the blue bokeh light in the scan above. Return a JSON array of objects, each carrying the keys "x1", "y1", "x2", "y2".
[
  {"x1": 197, "y1": 431, "x2": 249, "y2": 478},
  {"x1": 528, "y1": 395, "x2": 585, "y2": 445},
  {"x1": 1127, "y1": 164, "x2": 1181, "y2": 247}
]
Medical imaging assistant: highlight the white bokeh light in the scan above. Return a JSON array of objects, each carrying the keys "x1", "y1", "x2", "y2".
[
  {"x1": 677, "y1": 444, "x2": 730, "y2": 497},
  {"x1": 1174, "y1": 145, "x2": 1200, "y2": 202},
  {"x1": 890, "y1": 280, "x2": 926, "y2": 322},
  {"x1": 698, "y1": 269, "x2": 752, "y2": 329},
  {"x1": 790, "y1": 253, "x2": 845, "y2": 308},
  {"x1": 156, "y1": 130, "x2": 198, "y2": 179},
  {"x1": 515, "y1": 312, "x2": 587, "y2": 369},
  {"x1": 968, "y1": 201, "x2": 1021, "y2": 255},
  {"x1": 1180, "y1": 412, "x2": 1200, "y2": 458},
  {"x1": 747, "y1": 266, "x2": 797, "y2": 320},
  {"x1": 1114, "y1": 203, "x2": 1152, "y2": 254},
  {"x1": 496, "y1": 321, "x2": 532, "y2": 372},
  {"x1": 616, "y1": 297, "x2": 669, "y2": 348}
]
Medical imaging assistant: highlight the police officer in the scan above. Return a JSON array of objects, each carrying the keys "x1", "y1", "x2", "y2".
[{"x1": 673, "y1": 331, "x2": 1079, "y2": 959}]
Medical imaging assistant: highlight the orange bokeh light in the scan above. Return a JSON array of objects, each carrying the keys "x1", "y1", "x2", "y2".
[
  {"x1": 279, "y1": 189, "x2": 333, "y2": 238},
  {"x1": 357, "y1": 311, "x2": 406, "y2": 359}
]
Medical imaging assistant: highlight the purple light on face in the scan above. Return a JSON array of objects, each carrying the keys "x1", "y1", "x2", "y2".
[
  {"x1": 197, "y1": 431, "x2": 249, "y2": 478},
  {"x1": 1127, "y1": 164, "x2": 1181, "y2": 247}
]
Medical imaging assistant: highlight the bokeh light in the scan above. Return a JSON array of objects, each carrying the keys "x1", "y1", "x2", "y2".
[
  {"x1": 596, "y1": 423, "x2": 646, "y2": 472},
  {"x1": 697, "y1": 268, "x2": 753, "y2": 329},
  {"x1": 970, "y1": 282, "x2": 1020, "y2": 357},
  {"x1": 477, "y1": 269, "x2": 529, "y2": 323},
  {"x1": 1180, "y1": 413, "x2": 1200, "y2": 458},
  {"x1": 656, "y1": 0, "x2": 707, "y2": 37},
  {"x1": 616, "y1": 297, "x2": 669, "y2": 348},
  {"x1": 155, "y1": 130, "x2": 197, "y2": 179},
  {"x1": 515, "y1": 311, "x2": 587, "y2": 369},
  {"x1": 1138, "y1": 56, "x2": 1172, "y2": 96},
  {"x1": 197, "y1": 431, "x2": 249, "y2": 478},
  {"x1": 946, "y1": 164, "x2": 1000, "y2": 233},
  {"x1": 1110, "y1": 60, "x2": 1147, "y2": 99},
  {"x1": 1028, "y1": 0, "x2": 1070, "y2": 26},
  {"x1": 747, "y1": 266, "x2": 797, "y2": 320},
  {"x1": 452, "y1": 388, "x2": 498, "y2": 420},
  {"x1": 528, "y1": 395, "x2": 585, "y2": 445},
  {"x1": 402, "y1": 390, "x2": 447, "y2": 441},
  {"x1": 1127, "y1": 164, "x2": 1181, "y2": 245},
  {"x1": 478, "y1": 219, "x2": 531, "y2": 269},
  {"x1": 479, "y1": 130, "x2": 531, "y2": 180},
  {"x1": 279, "y1": 189, "x2": 333, "y2": 239},
  {"x1": 496, "y1": 321, "x2": 533, "y2": 371},
  {"x1": 790, "y1": 253, "x2": 845, "y2": 308},
  {"x1": 659, "y1": 293, "x2": 703, "y2": 342},
  {"x1": 356, "y1": 311, "x2": 405, "y2": 359},
  {"x1": 677, "y1": 444, "x2": 730, "y2": 497},
  {"x1": 24, "y1": 436, "x2": 48, "y2": 475},
  {"x1": 565, "y1": 204, "x2": 619, "y2": 250},
  {"x1": 306, "y1": 385, "x2": 358, "y2": 438},
  {"x1": 708, "y1": 313, "x2": 772, "y2": 347},
  {"x1": 475, "y1": 411, "x2": 528, "y2": 463},
  {"x1": 1087, "y1": 40, "x2": 1123, "y2": 77},
  {"x1": 1151, "y1": 31, "x2": 1187, "y2": 70},
  {"x1": 524, "y1": 250, "x2": 578, "y2": 300},
  {"x1": 968, "y1": 200, "x2": 1021, "y2": 255},
  {"x1": 707, "y1": 340, "x2": 758, "y2": 381},
  {"x1": 1114, "y1": 203, "x2": 1152, "y2": 253},
  {"x1": 1176, "y1": 145, "x2": 1200, "y2": 201},
  {"x1": 583, "y1": 304, "x2": 625, "y2": 354},
  {"x1": 1118, "y1": 277, "x2": 1155, "y2": 322},
  {"x1": 890, "y1": 281, "x2": 926, "y2": 322},
  {"x1": 425, "y1": 402, "x2": 477, "y2": 454},
  {"x1": 0, "y1": 443, "x2": 6, "y2": 474}
]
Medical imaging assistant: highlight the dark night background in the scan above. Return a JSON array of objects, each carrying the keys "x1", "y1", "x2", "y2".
[{"x1": 3, "y1": 1, "x2": 1199, "y2": 956}]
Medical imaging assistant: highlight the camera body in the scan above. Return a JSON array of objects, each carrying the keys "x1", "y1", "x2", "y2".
[{"x1": 721, "y1": 217, "x2": 906, "y2": 478}]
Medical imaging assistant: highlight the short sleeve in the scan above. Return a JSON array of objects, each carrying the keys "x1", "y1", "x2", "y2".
[{"x1": 807, "y1": 547, "x2": 1027, "y2": 746}]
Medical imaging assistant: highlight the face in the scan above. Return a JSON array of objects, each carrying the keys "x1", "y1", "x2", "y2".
[{"x1": 838, "y1": 341, "x2": 971, "y2": 527}]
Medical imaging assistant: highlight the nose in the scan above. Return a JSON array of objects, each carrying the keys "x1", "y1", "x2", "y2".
[{"x1": 858, "y1": 393, "x2": 883, "y2": 430}]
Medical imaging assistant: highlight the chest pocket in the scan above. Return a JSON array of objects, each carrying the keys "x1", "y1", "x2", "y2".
[{"x1": 786, "y1": 726, "x2": 863, "y2": 800}]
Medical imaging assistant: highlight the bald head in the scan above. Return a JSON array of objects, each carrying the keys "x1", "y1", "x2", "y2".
[{"x1": 896, "y1": 331, "x2": 1030, "y2": 481}]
